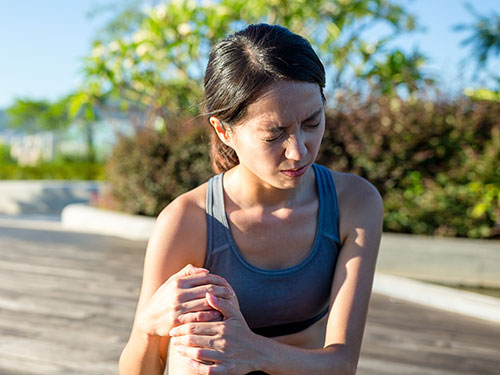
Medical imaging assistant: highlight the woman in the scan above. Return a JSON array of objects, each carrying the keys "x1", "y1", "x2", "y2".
[{"x1": 119, "y1": 23, "x2": 383, "y2": 375}]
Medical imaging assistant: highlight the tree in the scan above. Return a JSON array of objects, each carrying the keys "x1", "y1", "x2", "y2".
[
  {"x1": 82, "y1": 0, "x2": 424, "y2": 126},
  {"x1": 6, "y1": 97, "x2": 71, "y2": 133},
  {"x1": 455, "y1": 4, "x2": 500, "y2": 102}
]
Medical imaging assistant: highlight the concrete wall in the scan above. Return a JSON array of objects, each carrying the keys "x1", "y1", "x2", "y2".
[
  {"x1": 378, "y1": 233, "x2": 500, "y2": 288},
  {"x1": 0, "y1": 181, "x2": 105, "y2": 215}
]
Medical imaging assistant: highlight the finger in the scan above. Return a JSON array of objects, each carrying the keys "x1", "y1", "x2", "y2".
[
  {"x1": 179, "y1": 284, "x2": 233, "y2": 303},
  {"x1": 178, "y1": 273, "x2": 232, "y2": 289},
  {"x1": 206, "y1": 292, "x2": 240, "y2": 319},
  {"x1": 184, "y1": 357, "x2": 228, "y2": 375},
  {"x1": 176, "y1": 297, "x2": 214, "y2": 315},
  {"x1": 169, "y1": 322, "x2": 221, "y2": 337},
  {"x1": 178, "y1": 310, "x2": 223, "y2": 324},
  {"x1": 174, "y1": 345, "x2": 222, "y2": 363},
  {"x1": 178, "y1": 264, "x2": 209, "y2": 277},
  {"x1": 171, "y1": 334, "x2": 217, "y2": 350}
]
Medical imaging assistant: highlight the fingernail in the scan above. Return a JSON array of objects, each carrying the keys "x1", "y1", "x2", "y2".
[
  {"x1": 175, "y1": 345, "x2": 185, "y2": 353},
  {"x1": 169, "y1": 328, "x2": 177, "y2": 336}
]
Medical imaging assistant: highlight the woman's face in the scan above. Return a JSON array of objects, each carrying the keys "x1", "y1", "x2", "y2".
[{"x1": 223, "y1": 80, "x2": 325, "y2": 190}]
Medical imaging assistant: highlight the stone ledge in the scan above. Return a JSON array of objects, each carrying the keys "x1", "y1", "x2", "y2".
[
  {"x1": 373, "y1": 273, "x2": 500, "y2": 324},
  {"x1": 61, "y1": 204, "x2": 155, "y2": 241},
  {"x1": 0, "y1": 180, "x2": 105, "y2": 215}
]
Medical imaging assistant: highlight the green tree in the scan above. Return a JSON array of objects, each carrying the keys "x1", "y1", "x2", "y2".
[
  {"x1": 82, "y1": 0, "x2": 424, "y2": 126},
  {"x1": 6, "y1": 97, "x2": 71, "y2": 133},
  {"x1": 455, "y1": 4, "x2": 500, "y2": 102},
  {"x1": 361, "y1": 49, "x2": 433, "y2": 96}
]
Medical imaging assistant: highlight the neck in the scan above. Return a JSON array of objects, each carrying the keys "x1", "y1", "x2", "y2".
[{"x1": 223, "y1": 164, "x2": 315, "y2": 210}]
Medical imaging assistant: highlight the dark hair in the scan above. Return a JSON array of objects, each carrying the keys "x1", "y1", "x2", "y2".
[{"x1": 204, "y1": 23, "x2": 326, "y2": 173}]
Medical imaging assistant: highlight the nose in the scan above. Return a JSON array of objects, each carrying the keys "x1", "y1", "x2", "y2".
[{"x1": 284, "y1": 133, "x2": 307, "y2": 161}]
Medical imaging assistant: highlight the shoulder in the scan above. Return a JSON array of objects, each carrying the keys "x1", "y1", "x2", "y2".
[
  {"x1": 148, "y1": 180, "x2": 210, "y2": 269},
  {"x1": 326, "y1": 168, "x2": 383, "y2": 244}
]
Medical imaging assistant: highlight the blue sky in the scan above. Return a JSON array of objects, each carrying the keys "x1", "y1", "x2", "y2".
[{"x1": 1, "y1": 0, "x2": 499, "y2": 109}]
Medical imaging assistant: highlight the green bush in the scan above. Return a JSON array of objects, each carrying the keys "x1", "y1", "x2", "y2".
[
  {"x1": 317, "y1": 95, "x2": 500, "y2": 238},
  {"x1": 105, "y1": 119, "x2": 213, "y2": 216},
  {"x1": 0, "y1": 143, "x2": 14, "y2": 164},
  {"x1": 0, "y1": 160, "x2": 106, "y2": 180},
  {"x1": 105, "y1": 97, "x2": 499, "y2": 238}
]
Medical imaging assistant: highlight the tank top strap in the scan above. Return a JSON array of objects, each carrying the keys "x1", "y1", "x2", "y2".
[
  {"x1": 312, "y1": 164, "x2": 341, "y2": 245},
  {"x1": 205, "y1": 173, "x2": 232, "y2": 268}
]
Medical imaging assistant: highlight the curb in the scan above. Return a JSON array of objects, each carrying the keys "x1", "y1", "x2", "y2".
[
  {"x1": 0, "y1": 180, "x2": 104, "y2": 215},
  {"x1": 61, "y1": 204, "x2": 155, "y2": 241},
  {"x1": 373, "y1": 273, "x2": 500, "y2": 324}
]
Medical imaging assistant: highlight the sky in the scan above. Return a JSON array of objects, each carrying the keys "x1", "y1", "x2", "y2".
[{"x1": 0, "y1": 0, "x2": 499, "y2": 109}]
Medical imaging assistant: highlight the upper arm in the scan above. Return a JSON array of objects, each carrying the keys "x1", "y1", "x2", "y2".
[
  {"x1": 324, "y1": 173, "x2": 383, "y2": 365},
  {"x1": 130, "y1": 192, "x2": 207, "y2": 364}
]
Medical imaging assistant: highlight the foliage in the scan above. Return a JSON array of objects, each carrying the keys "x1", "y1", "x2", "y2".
[
  {"x1": 0, "y1": 160, "x2": 106, "y2": 180},
  {"x1": 456, "y1": 5, "x2": 500, "y2": 104},
  {"x1": 105, "y1": 118, "x2": 213, "y2": 216},
  {"x1": 455, "y1": 5, "x2": 500, "y2": 68},
  {"x1": 6, "y1": 97, "x2": 71, "y2": 133},
  {"x1": 0, "y1": 143, "x2": 14, "y2": 164},
  {"x1": 83, "y1": 0, "x2": 424, "y2": 125},
  {"x1": 361, "y1": 49, "x2": 433, "y2": 96},
  {"x1": 317, "y1": 94, "x2": 500, "y2": 238}
]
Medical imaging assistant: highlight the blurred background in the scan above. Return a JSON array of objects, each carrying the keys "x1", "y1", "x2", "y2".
[
  {"x1": 0, "y1": 0, "x2": 498, "y2": 238},
  {"x1": 0, "y1": 1, "x2": 500, "y2": 374}
]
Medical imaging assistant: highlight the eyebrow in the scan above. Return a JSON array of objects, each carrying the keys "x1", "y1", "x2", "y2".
[{"x1": 259, "y1": 107, "x2": 323, "y2": 133}]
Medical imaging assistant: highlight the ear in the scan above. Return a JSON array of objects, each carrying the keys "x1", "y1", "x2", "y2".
[{"x1": 209, "y1": 116, "x2": 232, "y2": 146}]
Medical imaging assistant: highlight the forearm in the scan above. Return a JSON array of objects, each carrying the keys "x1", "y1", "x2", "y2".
[
  {"x1": 255, "y1": 336, "x2": 355, "y2": 375},
  {"x1": 119, "y1": 331, "x2": 166, "y2": 375}
]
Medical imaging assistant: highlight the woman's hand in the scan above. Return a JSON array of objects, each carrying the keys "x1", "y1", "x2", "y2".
[
  {"x1": 136, "y1": 264, "x2": 235, "y2": 337},
  {"x1": 168, "y1": 292, "x2": 262, "y2": 375}
]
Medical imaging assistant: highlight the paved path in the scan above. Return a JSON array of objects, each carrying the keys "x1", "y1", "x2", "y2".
[{"x1": 1, "y1": 222, "x2": 499, "y2": 375}]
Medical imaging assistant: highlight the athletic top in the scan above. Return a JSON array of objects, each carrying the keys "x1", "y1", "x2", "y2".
[{"x1": 203, "y1": 163, "x2": 341, "y2": 337}]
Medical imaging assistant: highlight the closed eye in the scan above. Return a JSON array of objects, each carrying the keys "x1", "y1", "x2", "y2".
[
  {"x1": 264, "y1": 123, "x2": 320, "y2": 142},
  {"x1": 264, "y1": 133, "x2": 283, "y2": 143},
  {"x1": 304, "y1": 122, "x2": 320, "y2": 128}
]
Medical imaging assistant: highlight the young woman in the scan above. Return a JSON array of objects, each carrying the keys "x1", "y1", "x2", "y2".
[{"x1": 119, "y1": 23, "x2": 383, "y2": 375}]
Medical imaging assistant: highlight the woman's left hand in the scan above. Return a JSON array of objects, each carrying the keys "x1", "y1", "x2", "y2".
[{"x1": 168, "y1": 292, "x2": 262, "y2": 374}]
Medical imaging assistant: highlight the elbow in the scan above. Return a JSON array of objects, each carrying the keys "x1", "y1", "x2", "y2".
[
  {"x1": 324, "y1": 345, "x2": 358, "y2": 375},
  {"x1": 340, "y1": 359, "x2": 357, "y2": 375}
]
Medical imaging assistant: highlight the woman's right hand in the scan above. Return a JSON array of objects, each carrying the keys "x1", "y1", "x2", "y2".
[{"x1": 135, "y1": 264, "x2": 235, "y2": 338}]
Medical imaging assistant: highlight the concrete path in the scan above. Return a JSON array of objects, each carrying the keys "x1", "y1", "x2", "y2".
[{"x1": 1, "y1": 219, "x2": 499, "y2": 375}]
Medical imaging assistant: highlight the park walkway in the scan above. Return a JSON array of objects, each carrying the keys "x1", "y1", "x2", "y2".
[{"x1": 0, "y1": 220, "x2": 499, "y2": 375}]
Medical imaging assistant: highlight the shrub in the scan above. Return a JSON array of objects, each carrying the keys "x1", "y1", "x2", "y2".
[
  {"x1": 105, "y1": 97, "x2": 499, "y2": 238},
  {"x1": 0, "y1": 160, "x2": 106, "y2": 180},
  {"x1": 0, "y1": 143, "x2": 14, "y2": 164},
  {"x1": 317, "y1": 95, "x2": 500, "y2": 238},
  {"x1": 105, "y1": 118, "x2": 213, "y2": 216}
]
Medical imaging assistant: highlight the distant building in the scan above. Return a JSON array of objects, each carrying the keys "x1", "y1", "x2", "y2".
[{"x1": 0, "y1": 109, "x2": 135, "y2": 165}]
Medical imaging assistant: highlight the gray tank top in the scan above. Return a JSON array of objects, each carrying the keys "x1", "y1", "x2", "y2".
[{"x1": 204, "y1": 163, "x2": 341, "y2": 337}]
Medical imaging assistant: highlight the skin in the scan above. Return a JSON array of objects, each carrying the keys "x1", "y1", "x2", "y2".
[{"x1": 119, "y1": 80, "x2": 383, "y2": 375}]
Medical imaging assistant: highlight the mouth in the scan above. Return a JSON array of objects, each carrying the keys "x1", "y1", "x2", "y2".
[{"x1": 281, "y1": 164, "x2": 309, "y2": 177}]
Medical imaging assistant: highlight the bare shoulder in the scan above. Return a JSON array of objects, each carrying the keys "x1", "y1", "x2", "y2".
[
  {"x1": 151, "y1": 181, "x2": 209, "y2": 268},
  {"x1": 134, "y1": 181, "x2": 210, "y2": 314},
  {"x1": 328, "y1": 169, "x2": 383, "y2": 243},
  {"x1": 329, "y1": 169, "x2": 382, "y2": 205}
]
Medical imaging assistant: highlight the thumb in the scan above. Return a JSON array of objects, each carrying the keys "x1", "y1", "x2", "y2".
[
  {"x1": 206, "y1": 292, "x2": 240, "y2": 319},
  {"x1": 180, "y1": 263, "x2": 209, "y2": 277}
]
